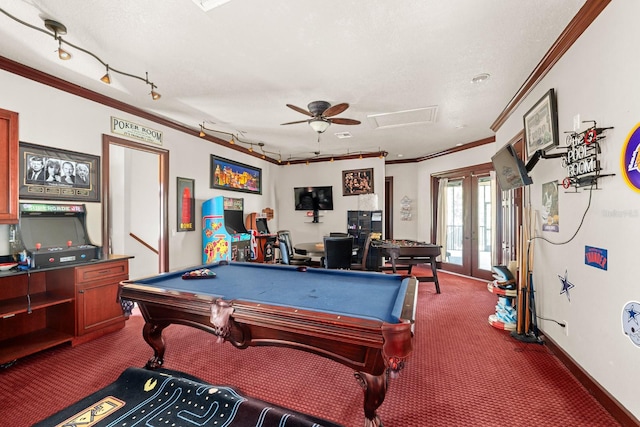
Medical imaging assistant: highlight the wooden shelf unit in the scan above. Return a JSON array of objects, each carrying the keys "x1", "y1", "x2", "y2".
[{"x1": 0, "y1": 256, "x2": 131, "y2": 365}]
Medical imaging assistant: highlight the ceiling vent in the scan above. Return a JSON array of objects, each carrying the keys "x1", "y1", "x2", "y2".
[
  {"x1": 367, "y1": 106, "x2": 438, "y2": 129},
  {"x1": 334, "y1": 132, "x2": 352, "y2": 139}
]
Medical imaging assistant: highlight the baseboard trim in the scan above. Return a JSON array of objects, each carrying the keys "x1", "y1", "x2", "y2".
[{"x1": 542, "y1": 332, "x2": 639, "y2": 427}]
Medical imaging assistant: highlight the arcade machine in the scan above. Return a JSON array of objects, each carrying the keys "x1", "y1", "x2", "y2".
[
  {"x1": 244, "y1": 212, "x2": 277, "y2": 263},
  {"x1": 10, "y1": 203, "x2": 101, "y2": 269},
  {"x1": 202, "y1": 196, "x2": 251, "y2": 263}
]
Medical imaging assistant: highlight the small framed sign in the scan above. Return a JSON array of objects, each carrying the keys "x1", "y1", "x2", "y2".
[{"x1": 177, "y1": 177, "x2": 195, "y2": 232}]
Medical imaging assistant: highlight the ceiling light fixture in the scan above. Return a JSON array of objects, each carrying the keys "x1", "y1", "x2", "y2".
[
  {"x1": 0, "y1": 10, "x2": 162, "y2": 100},
  {"x1": 198, "y1": 122, "x2": 280, "y2": 160},
  {"x1": 471, "y1": 73, "x2": 490, "y2": 84},
  {"x1": 100, "y1": 65, "x2": 111, "y2": 84},
  {"x1": 309, "y1": 118, "x2": 331, "y2": 134},
  {"x1": 57, "y1": 39, "x2": 71, "y2": 60}
]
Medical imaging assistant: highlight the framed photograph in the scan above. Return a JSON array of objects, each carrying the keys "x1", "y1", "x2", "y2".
[
  {"x1": 210, "y1": 155, "x2": 262, "y2": 194},
  {"x1": 19, "y1": 142, "x2": 101, "y2": 202},
  {"x1": 177, "y1": 177, "x2": 195, "y2": 232},
  {"x1": 523, "y1": 88, "x2": 559, "y2": 160},
  {"x1": 342, "y1": 168, "x2": 374, "y2": 196}
]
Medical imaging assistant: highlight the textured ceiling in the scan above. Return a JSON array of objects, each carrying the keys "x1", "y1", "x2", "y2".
[{"x1": 0, "y1": 0, "x2": 586, "y2": 161}]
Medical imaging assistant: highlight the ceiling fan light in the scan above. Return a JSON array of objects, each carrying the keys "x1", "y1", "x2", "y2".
[{"x1": 309, "y1": 118, "x2": 330, "y2": 133}]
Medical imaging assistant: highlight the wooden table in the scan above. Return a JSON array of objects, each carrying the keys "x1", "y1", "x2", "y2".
[
  {"x1": 375, "y1": 240, "x2": 442, "y2": 293},
  {"x1": 294, "y1": 241, "x2": 326, "y2": 257}
]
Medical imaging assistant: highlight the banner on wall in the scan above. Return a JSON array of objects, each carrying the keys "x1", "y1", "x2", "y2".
[{"x1": 621, "y1": 123, "x2": 640, "y2": 192}]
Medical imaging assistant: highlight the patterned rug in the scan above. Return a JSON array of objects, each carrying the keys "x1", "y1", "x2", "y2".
[{"x1": 33, "y1": 367, "x2": 343, "y2": 427}]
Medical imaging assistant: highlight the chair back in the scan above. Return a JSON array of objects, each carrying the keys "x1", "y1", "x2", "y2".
[
  {"x1": 277, "y1": 240, "x2": 290, "y2": 264},
  {"x1": 323, "y1": 236, "x2": 354, "y2": 269},
  {"x1": 277, "y1": 230, "x2": 295, "y2": 257},
  {"x1": 329, "y1": 232, "x2": 349, "y2": 237},
  {"x1": 357, "y1": 232, "x2": 374, "y2": 270}
]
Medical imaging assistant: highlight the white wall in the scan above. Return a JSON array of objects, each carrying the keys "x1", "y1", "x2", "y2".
[
  {"x1": 495, "y1": 1, "x2": 639, "y2": 418},
  {"x1": 275, "y1": 157, "x2": 385, "y2": 245}
]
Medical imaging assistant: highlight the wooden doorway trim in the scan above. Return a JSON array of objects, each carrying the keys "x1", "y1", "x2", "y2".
[
  {"x1": 101, "y1": 135, "x2": 169, "y2": 272},
  {"x1": 385, "y1": 176, "x2": 393, "y2": 240}
]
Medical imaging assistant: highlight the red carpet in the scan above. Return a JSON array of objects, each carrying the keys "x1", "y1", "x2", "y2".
[{"x1": 0, "y1": 269, "x2": 620, "y2": 426}]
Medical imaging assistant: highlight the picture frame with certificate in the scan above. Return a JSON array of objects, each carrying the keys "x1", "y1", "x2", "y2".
[{"x1": 523, "y1": 88, "x2": 559, "y2": 160}]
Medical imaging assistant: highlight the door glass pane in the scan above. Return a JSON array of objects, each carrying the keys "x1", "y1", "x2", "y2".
[
  {"x1": 477, "y1": 176, "x2": 492, "y2": 270},
  {"x1": 445, "y1": 179, "x2": 463, "y2": 265}
]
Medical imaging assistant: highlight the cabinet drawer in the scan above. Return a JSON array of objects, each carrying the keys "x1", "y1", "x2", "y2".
[{"x1": 75, "y1": 260, "x2": 128, "y2": 284}]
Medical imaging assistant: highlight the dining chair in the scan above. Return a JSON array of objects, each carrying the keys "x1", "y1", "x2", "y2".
[
  {"x1": 277, "y1": 230, "x2": 311, "y2": 265},
  {"x1": 322, "y1": 236, "x2": 354, "y2": 269},
  {"x1": 275, "y1": 239, "x2": 290, "y2": 265},
  {"x1": 350, "y1": 232, "x2": 374, "y2": 270}
]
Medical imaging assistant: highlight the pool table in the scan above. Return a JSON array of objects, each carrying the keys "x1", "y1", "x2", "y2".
[{"x1": 119, "y1": 261, "x2": 417, "y2": 427}]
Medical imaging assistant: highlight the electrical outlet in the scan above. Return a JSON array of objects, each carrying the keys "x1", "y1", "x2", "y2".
[{"x1": 562, "y1": 320, "x2": 569, "y2": 336}]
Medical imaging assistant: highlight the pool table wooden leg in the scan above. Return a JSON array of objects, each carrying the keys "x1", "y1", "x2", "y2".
[
  {"x1": 142, "y1": 322, "x2": 168, "y2": 369},
  {"x1": 354, "y1": 371, "x2": 388, "y2": 427}
]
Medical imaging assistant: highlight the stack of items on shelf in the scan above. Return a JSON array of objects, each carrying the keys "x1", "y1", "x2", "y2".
[{"x1": 487, "y1": 265, "x2": 517, "y2": 331}]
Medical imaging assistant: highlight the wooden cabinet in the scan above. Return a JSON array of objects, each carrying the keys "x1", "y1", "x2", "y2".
[
  {"x1": 0, "y1": 256, "x2": 130, "y2": 366},
  {"x1": 75, "y1": 259, "x2": 129, "y2": 344},
  {"x1": 0, "y1": 108, "x2": 19, "y2": 224}
]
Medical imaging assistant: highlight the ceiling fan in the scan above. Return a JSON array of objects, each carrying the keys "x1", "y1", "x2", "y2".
[{"x1": 281, "y1": 101, "x2": 361, "y2": 134}]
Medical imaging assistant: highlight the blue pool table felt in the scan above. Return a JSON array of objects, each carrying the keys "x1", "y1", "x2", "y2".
[{"x1": 135, "y1": 262, "x2": 409, "y2": 324}]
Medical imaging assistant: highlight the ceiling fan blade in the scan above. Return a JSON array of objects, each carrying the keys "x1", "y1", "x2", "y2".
[
  {"x1": 331, "y1": 118, "x2": 361, "y2": 125},
  {"x1": 323, "y1": 103, "x2": 349, "y2": 117},
  {"x1": 280, "y1": 119, "x2": 309, "y2": 125},
  {"x1": 286, "y1": 104, "x2": 313, "y2": 117}
]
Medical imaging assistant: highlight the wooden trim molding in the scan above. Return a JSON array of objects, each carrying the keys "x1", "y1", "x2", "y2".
[
  {"x1": 542, "y1": 333, "x2": 640, "y2": 427},
  {"x1": 386, "y1": 136, "x2": 495, "y2": 165},
  {"x1": 490, "y1": 0, "x2": 611, "y2": 132}
]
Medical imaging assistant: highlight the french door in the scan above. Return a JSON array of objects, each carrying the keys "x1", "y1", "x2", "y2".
[{"x1": 432, "y1": 163, "x2": 494, "y2": 280}]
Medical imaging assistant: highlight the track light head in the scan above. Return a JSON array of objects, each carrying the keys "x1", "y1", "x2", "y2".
[
  {"x1": 100, "y1": 65, "x2": 111, "y2": 84},
  {"x1": 57, "y1": 39, "x2": 71, "y2": 60}
]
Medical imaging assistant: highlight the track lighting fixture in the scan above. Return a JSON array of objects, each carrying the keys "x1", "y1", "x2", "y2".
[
  {"x1": 100, "y1": 65, "x2": 111, "y2": 84},
  {"x1": 57, "y1": 39, "x2": 71, "y2": 60},
  {"x1": 198, "y1": 123, "x2": 280, "y2": 161},
  {"x1": 0, "y1": 9, "x2": 162, "y2": 100},
  {"x1": 196, "y1": 122, "x2": 386, "y2": 165},
  {"x1": 146, "y1": 73, "x2": 161, "y2": 100}
]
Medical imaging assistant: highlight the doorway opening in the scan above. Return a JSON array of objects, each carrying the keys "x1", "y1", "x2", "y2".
[{"x1": 101, "y1": 135, "x2": 169, "y2": 277}]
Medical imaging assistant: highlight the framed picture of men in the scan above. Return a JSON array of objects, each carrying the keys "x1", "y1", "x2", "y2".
[
  {"x1": 342, "y1": 168, "x2": 374, "y2": 196},
  {"x1": 19, "y1": 142, "x2": 101, "y2": 202}
]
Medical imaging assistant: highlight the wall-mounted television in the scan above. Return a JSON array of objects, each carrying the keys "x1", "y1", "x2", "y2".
[
  {"x1": 294, "y1": 186, "x2": 334, "y2": 210},
  {"x1": 491, "y1": 144, "x2": 533, "y2": 191}
]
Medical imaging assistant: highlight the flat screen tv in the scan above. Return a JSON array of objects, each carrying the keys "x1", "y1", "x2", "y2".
[
  {"x1": 492, "y1": 144, "x2": 533, "y2": 191},
  {"x1": 294, "y1": 186, "x2": 334, "y2": 210}
]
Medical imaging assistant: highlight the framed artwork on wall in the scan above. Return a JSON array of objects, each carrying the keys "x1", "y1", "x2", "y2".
[
  {"x1": 523, "y1": 88, "x2": 559, "y2": 160},
  {"x1": 19, "y1": 142, "x2": 101, "y2": 202},
  {"x1": 177, "y1": 177, "x2": 195, "y2": 232},
  {"x1": 210, "y1": 155, "x2": 262, "y2": 194},
  {"x1": 342, "y1": 168, "x2": 374, "y2": 196}
]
